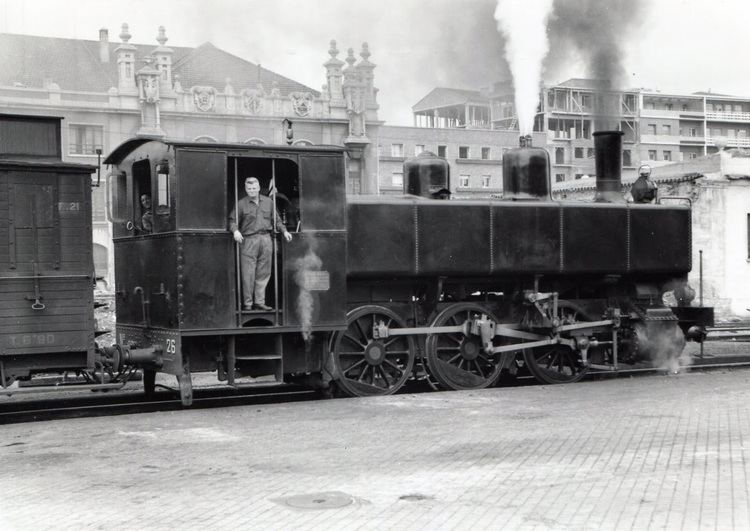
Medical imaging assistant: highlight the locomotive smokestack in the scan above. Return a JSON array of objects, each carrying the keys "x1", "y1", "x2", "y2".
[{"x1": 593, "y1": 130, "x2": 624, "y2": 203}]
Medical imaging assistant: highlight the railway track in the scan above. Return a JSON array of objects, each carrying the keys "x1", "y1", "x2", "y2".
[
  {"x1": 0, "y1": 384, "x2": 319, "y2": 424},
  {"x1": 2, "y1": 351, "x2": 750, "y2": 424}
]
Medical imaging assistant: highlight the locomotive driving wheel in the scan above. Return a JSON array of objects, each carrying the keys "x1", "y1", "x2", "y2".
[
  {"x1": 523, "y1": 301, "x2": 590, "y2": 384},
  {"x1": 331, "y1": 305, "x2": 416, "y2": 397},
  {"x1": 425, "y1": 303, "x2": 503, "y2": 390}
]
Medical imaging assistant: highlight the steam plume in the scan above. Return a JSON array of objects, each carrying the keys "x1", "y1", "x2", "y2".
[
  {"x1": 294, "y1": 241, "x2": 323, "y2": 341},
  {"x1": 494, "y1": 0, "x2": 554, "y2": 135}
]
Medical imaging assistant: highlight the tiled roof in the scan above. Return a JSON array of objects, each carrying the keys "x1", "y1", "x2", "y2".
[
  {"x1": 552, "y1": 157, "x2": 716, "y2": 194},
  {"x1": 0, "y1": 32, "x2": 317, "y2": 96},
  {"x1": 412, "y1": 87, "x2": 488, "y2": 112}
]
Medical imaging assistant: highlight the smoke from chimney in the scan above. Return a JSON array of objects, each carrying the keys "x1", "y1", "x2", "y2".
[
  {"x1": 544, "y1": 0, "x2": 644, "y2": 129},
  {"x1": 494, "y1": 0, "x2": 554, "y2": 135}
]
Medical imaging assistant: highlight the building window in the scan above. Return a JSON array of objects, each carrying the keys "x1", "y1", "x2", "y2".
[
  {"x1": 437, "y1": 145, "x2": 447, "y2": 157},
  {"x1": 623, "y1": 150, "x2": 631, "y2": 167},
  {"x1": 69, "y1": 124, "x2": 103, "y2": 155},
  {"x1": 481, "y1": 175, "x2": 491, "y2": 188},
  {"x1": 459, "y1": 175, "x2": 470, "y2": 188},
  {"x1": 682, "y1": 104, "x2": 689, "y2": 111},
  {"x1": 688, "y1": 127, "x2": 698, "y2": 137},
  {"x1": 481, "y1": 147, "x2": 491, "y2": 160},
  {"x1": 555, "y1": 173, "x2": 566, "y2": 183},
  {"x1": 663, "y1": 150, "x2": 672, "y2": 161},
  {"x1": 390, "y1": 143, "x2": 404, "y2": 157},
  {"x1": 648, "y1": 150, "x2": 657, "y2": 160},
  {"x1": 647, "y1": 124, "x2": 656, "y2": 135},
  {"x1": 665, "y1": 103, "x2": 673, "y2": 111},
  {"x1": 689, "y1": 152, "x2": 698, "y2": 160},
  {"x1": 586, "y1": 148, "x2": 594, "y2": 158},
  {"x1": 574, "y1": 147, "x2": 583, "y2": 158},
  {"x1": 377, "y1": 143, "x2": 383, "y2": 156},
  {"x1": 458, "y1": 146, "x2": 470, "y2": 159},
  {"x1": 555, "y1": 147, "x2": 565, "y2": 164},
  {"x1": 392, "y1": 171, "x2": 403, "y2": 188},
  {"x1": 645, "y1": 102, "x2": 654, "y2": 110},
  {"x1": 662, "y1": 125, "x2": 672, "y2": 135},
  {"x1": 575, "y1": 173, "x2": 584, "y2": 180},
  {"x1": 195, "y1": 135, "x2": 218, "y2": 143},
  {"x1": 415, "y1": 144, "x2": 425, "y2": 156}
]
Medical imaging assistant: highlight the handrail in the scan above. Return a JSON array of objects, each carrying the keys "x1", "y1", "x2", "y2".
[
  {"x1": 271, "y1": 159, "x2": 280, "y2": 326},
  {"x1": 233, "y1": 159, "x2": 241, "y2": 326}
]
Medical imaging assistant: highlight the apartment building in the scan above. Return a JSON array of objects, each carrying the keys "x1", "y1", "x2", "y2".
[{"x1": 406, "y1": 78, "x2": 750, "y2": 185}]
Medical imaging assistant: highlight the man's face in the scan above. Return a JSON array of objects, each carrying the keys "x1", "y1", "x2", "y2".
[
  {"x1": 141, "y1": 195, "x2": 151, "y2": 209},
  {"x1": 245, "y1": 180, "x2": 260, "y2": 199}
]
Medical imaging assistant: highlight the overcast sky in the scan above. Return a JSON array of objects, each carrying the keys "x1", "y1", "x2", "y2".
[{"x1": 2, "y1": 0, "x2": 749, "y2": 124}]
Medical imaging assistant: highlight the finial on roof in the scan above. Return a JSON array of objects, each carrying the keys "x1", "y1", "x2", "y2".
[
  {"x1": 157, "y1": 26, "x2": 168, "y2": 46},
  {"x1": 120, "y1": 23, "x2": 131, "y2": 43},
  {"x1": 345, "y1": 48, "x2": 356, "y2": 68},
  {"x1": 329, "y1": 40, "x2": 339, "y2": 59},
  {"x1": 360, "y1": 42, "x2": 370, "y2": 62}
]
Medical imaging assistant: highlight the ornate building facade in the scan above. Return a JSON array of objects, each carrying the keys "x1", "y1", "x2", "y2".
[{"x1": 0, "y1": 26, "x2": 381, "y2": 286}]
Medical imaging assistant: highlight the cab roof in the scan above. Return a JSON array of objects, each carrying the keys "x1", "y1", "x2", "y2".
[{"x1": 104, "y1": 137, "x2": 346, "y2": 165}]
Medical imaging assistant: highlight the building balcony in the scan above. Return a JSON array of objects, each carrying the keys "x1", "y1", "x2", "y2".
[
  {"x1": 640, "y1": 134, "x2": 683, "y2": 145},
  {"x1": 706, "y1": 111, "x2": 750, "y2": 122},
  {"x1": 706, "y1": 136, "x2": 750, "y2": 147},
  {"x1": 679, "y1": 135, "x2": 705, "y2": 144},
  {"x1": 641, "y1": 109, "x2": 704, "y2": 119}
]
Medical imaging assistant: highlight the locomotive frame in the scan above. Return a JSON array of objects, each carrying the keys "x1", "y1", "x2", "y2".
[{"x1": 103, "y1": 132, "x2": 713, "y2": 405}]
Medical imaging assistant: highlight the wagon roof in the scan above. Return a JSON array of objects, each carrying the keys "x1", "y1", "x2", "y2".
[
  {"x1": 0, "y1": 157, "x2": 97, "y2": 172},
  {"x1": 104, "y1": 137, "x2": 345, "y2": 165}
]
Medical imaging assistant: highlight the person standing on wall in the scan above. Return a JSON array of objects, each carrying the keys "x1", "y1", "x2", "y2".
[{"x1": 228, "y1": 177, "x2": 292, "y2": 311}]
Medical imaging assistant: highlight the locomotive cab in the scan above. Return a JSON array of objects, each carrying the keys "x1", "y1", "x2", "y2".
[{"x1": 105, "y1": 139, "x2": 347, "y2": 403}]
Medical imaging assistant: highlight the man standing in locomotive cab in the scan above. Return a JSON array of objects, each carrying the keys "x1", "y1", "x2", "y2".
[
  {"x1": 630, "y1": 164, "x2": 658, "y2": 203},
  {"x1": 140, "y1": 194, "x2": 153, "y2": 233},
  {"x1": 229, "y1": 177, "x2": 292, "y2": 311}
]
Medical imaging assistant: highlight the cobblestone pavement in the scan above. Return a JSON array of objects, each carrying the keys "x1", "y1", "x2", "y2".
[{"x1": 2, "y1": 368, "x2": 750, "y2": 530}]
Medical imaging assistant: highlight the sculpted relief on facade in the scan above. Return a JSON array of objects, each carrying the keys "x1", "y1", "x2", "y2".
[{"x1": 192, "y1": 86, "x2": 217, "y2": 112}]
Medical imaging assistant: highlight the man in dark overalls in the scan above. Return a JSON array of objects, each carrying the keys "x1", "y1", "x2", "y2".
[
  {"x1": 631, "y1": 164, "x2": 658, "y2": 203},
  {"x1": 229, "y1": 177, "x2": 292, "y2": 311}
]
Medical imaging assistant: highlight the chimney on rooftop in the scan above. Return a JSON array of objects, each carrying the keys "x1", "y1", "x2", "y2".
[{"x1": 99, "y1": 28, "x2": 109, "y2": 63}]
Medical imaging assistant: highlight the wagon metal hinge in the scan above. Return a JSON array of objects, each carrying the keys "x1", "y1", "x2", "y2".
[{"x1": 24, "y1": 262, "x2": 45, "y2": 311}]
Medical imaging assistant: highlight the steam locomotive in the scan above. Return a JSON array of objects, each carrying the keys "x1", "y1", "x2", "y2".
[{"x1": 0, "y1": 112, "x2": 713, "y2": 405}]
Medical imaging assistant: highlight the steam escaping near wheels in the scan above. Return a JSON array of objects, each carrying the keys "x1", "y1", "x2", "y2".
[{"x1": 635, "y1": 322, "x2": 688, "y2": 374}]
